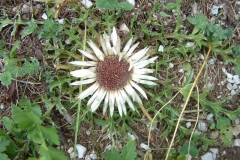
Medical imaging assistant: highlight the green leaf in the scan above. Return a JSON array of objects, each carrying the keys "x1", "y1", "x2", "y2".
[
  {"x1": 48, "y1": 147, "x2": 68, "y2": 160},
  {"x1": 22, "y1": 59, "x2": 40, "y2": 76},
  {"x1": 96, "y1": 0, "x2": 117, "y2": 10},
  {"x1": 10, "y1": 40, "x2": 20, "y2": 58},
  {"x1": 219, "y1": 126, "x2": 232, "y2": 146},
  {"x1": 116, "y1": 2, "x2": 134, "y2": 10},
  {"x1": 0, "y1": 153, "x2": 10, "y2": 160},
  {"x1": 121, "y1": 139, "x2": 137, "y2": 160},
  {"x1": 0, "y1": 137, "x2": 10, "y2": 152},
  {"x1": 183, "y1": 63, "x2": 191, "y2": 72},
  {"x1": 28, "y1": 126, "x2": 45, "y2": 144},
  {"x1": 2, "y1": 117, "x2": 14, "y2": 132},
  {"x1": 179, "y1": 141, "x2": 199, "y2": 157},
  {"x1": 40, "y1": 126, "x2": 60, "y2": 145},
  {"x1": 159, "y1": 12, "x2": 170, "y2": 17},
  {"x1": 103, "y1": 148, "x2": 121, "y2": 160},
  {"x1": 216, "y1": 117, "x2": 230, "y2": 129},
  {"x1": 0, "y1": 71, "x2": 12, "y2": 86},
  {"x1": 12, "y1": 105, "x2": 42, "y2": 130},
  {"x1": 21, "y1": 21, "x2": 38, "y2": 39}
]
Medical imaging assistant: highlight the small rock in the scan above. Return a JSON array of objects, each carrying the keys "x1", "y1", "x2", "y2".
[
  {"x1": 194, "y1": 129, "x2": 202, "y2": 135},
  {"x1": 90, "y1": 151, "x2": 98, "y2": 160},
  {"x1": 67, "y1": 146, "x2": 74, "y2": 153},
  {"x1": 186, "y1": 122, "x2": 191, "y2": 128},
  {"x1": 140, "y1": 143, "x2": 150, "y2": 150},
  {"x1": 120, "y1": 23, "x2": 130, "y2": 33},
  {"x1": 233, "y1": 75, "x2": 240, "y2": 84},
  {"x1": 128, "y1": 132, "x2": 136, "y2": 140},
  {"x1": 227, "y1": 78, "x2": 235, "y2": 83},
  {"x1": 232, "y1": 139, "x2": 240, "y2": 147},
  {"x1": 232, "y1": 125, "x2": 240, "y2": 136},
  {"x1": 126, "y1": 0, "x2": 135, "y2": 6},
  {"x1": 22, "y1": 4, "x2": 32, "y2": 14},
  {"x1": 86, "y1": 130, "x2": 91, "y2": 136},
  {"x1": 208, "y1": 58, "x2": 216, "y2": 65},
  {"x1": 232, "y1": 83, "x2": 238, "y2": 90},
  {"x1": 199, "y1": 54, "x2": 205, "y2": 60},
  {"x1": 211, "y1": 5, "x2": 219, "y2": 15},
  {"x1": 198, "y1": 122, "x2": 208, "y2": 132},
  {"x1": 206, "y1": 114, "x2": 214, "y2": 121},
  {"x1": 235, "y1": 118, "x2": 240, "y2": 125},
  {"x1": 208, "y1": 130, "x2": 220, "y2": 139},
  {"x1": 81, "y1": 0, "x2": 93, "y2": 9},
  {"x1": 186, "y1": 42, "x2": 194, "y2": 48},
  {"x1": 85, "y1": 155, "x2": 91, "y2": 160},
  {"x1": 76, "y1": 144, "x2": 87, "y2": 158},
  {"x1": 210, "y1": 148, "x2": 219, "y2": 154},
  {"x1": 169, "y1": 62, "x2": 174, "y2": 68},
  {"x1": 227, "y1": 83, "x2": 233, "y2": 90},
  {"x1": 201, "y1": 152, "x2": 216, "y2": 160},
  {"x1": 42, "y1": 13, "x2": 48, "y2": 20},
  {"x1": 179, "y1": 68, "x2": 184, "y2": 73},
  {"x1": 56, "y1": 18, "x2": 64, "y2": 24},
  {"x1": 226, "y1": 73, "x2": 233, "y2": 79},
  {"x1": 158, "y1": 45, "x2": 164, "y2": 52},
  {"x1": 231, "y1": 90, "x2": 237, "y2": 96}
]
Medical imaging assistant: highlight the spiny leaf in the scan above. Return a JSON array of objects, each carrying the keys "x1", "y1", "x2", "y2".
[{"x1": 121, "y1": 139, "x2": 137, "y2": 160}]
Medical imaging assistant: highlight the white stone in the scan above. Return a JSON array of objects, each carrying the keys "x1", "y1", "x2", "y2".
[
  {"x1": 220, "y1": 80, "x2": 225, "y2": 85},
  {"x1": 210, "y1": 148, "x2": 219, "y2": 154},
  {"x1": 222, "y1": 67, "x2": 227, "y2": 73},
  {"x1": 158, "y1": 45, "x2": 164, "y2": 52},
  {"x1": 186, "y1": 42, "x2": 194, "y2": 48},
  {"x1": 140, "y1": 143, "x2": 150, "y2": 150},
  {"x1": 232, "y1": 125, "x2": 240, "y2": 136},
  {"x1": 70, "y1": 152, "x2": 77, "y2": 159},
  {"x1": 85, "y1": 155, "x2": 91, "y2": 160},
  {"x1": 90, "y1": 151, "x2": 98, "y2": 160},
  {"x1": 120, "y1": 23, "x2": 130, "y2": 33},
  {"x1": 233, "y1": 75, "x2": 240, "y2": 84},
  {"x1": 232, "y1": 83, "x2": 238, "y2": 90},
  {"x1": 67, "y1": 146, "x2": 74, "y2": 153},
  {"x1": 227, "y1": 78, "x2": 235, "y2": 83},
  {"x1": 76, "y1": 144, "x2": 87, "y2": 158},
  {"x1": 169, "y1": 62, "x2": 174, "y2": 68},
  {"x1": 194, "y1": 129, "x2": 202, "y2": 135},
  {"x1": 226, "y1": 73, "x2": 233, "y2": 79},
  {"x1": 198, "y1": 122, "x2": 208, "y2": 132},
  {"x1": 231, "y1": 89, "x2": 236, "y2": 96},
  {"x1": 81, "y1": 0, "x2": 93, "y2": 9},
  {"x1": 126, "y1": 0, "x2": 135, "y2": 6},
  {"x1": 227, "y1": 83, "x2": 233, "y2": 90},
  {"x1": 186, "y1": 122, "x2": 192, "y2": 128},
  {"x1": 208, "y1": 58, "x2": 216, "y2": 65},
  {"x1": 235, "y1": 118, "x2": 240, "y2": 125},
  {"x1": 179, "y1": 68, "x2": 184, "y2": 73},
  {"x1": 206, "y1": 114, "x2": 214, "y2": 121},
  {"x1": 201, "y1": 152, "x2": 216, "y2": 160},
  {"x1": 211, "y1": 5, "x2": 219, "y2": 15},
  {"x1": 86, "y1": 130, "x2": 91, "y2": 136},
  {"x1": 42, "y1": 13, "x2": 47, "y2": 20},
  {"x1": 57, "y1": 18, "x2": 64, "y2": 24},
  {"x1": 127, "y1": 132, "x2": 136, "y2": 140},
  {"x1": 199, "y1": 54, "x2": 205, "y2": 60},
  {"x1": 232, "y1": 139, "x2": 240, "y2": 147}
]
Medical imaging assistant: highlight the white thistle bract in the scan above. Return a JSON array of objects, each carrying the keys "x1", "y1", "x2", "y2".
[{"x1": 70, "y1": 27, "x2": 158, "y2": 116}]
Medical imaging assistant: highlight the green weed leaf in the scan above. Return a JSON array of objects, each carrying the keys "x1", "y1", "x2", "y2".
[
  {"x1": 179, "y1": 141, "x2": 199, "y2": 157},
  {"x1": 121, "y1": 139, "x2": 137, "y2": 160},
  {"x1": 216, "y1": 117, "x2": 230, "y2": 129},
  {"x1": 103, "y1": 148, "x2": 121, "y2": 160},
  {"x1": 0, "y1": 153, "x2": 10, "y2": 160},
  {"x1": 2, "y1": 117, "x2": 14, "y2": 132},
  {"x1": 0, "y1": 137, "x2": 10, "y2": 152},
  {"x1": 12, "y1": 105, "x2": 42, "y2": 130},
  {"x1": 96, "y1": 0, "x2": 133, "y2": 10},
  {"x1": 21, "y1": 21, "x2": 38, "y2": 39},
  {"x1": 40, "y1": 126, "x2": 60, "y2": 145},
  {"x1": 28, "y1": 126, "x2": 45, "y2": 144},
  {"x1": 10, "y1": 40, "x2": 20, "y2": 58},
  {"x1": 0, "y1": 71, "x2": 12, "y2": 86}
]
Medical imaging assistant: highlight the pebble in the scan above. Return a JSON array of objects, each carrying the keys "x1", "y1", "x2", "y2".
[
  {"x1": 90, "y1": 151, "x2": 98, "y2": 160},
  {"x1": 208, "y1": 130, "x2": 220, "y2": 139},
  {"x1": 186, "y1": 122, "x2": 191, "y2": 128},
  {"x1": 120, "y1": 23, "x2": 130, "y2": 33},
  {"x1": 158, "y1": 45, "x2": 164, "y2": 52},
  {"x1": 169, "y1": 62, "x2": 174, "y2": 68},
  {"x1": 76, "y1": 144, "x2": 87, "y2": 158},
  {"x1": 42, "y1": 13, "x2": 48, "y2": 20},
  {"x1": 233, "y1": 75, "x2": 240, "y2": 84},
  {"x1": 206, "y1": 114, "x2": 214, "y2": 121},
  {"x1": 211, "y1": 5, "x2": 219, "y2": 15},
  {"x1": 85, "y1": 155, "x2": 91, "y2": 160},
  {"x1": 126, "y1": 0, "x2": 135, "y2": 6},
  {"x1": 128, "y1": 132, "x2": 136, "y2": 140},
  {"x1": 232, "y1": 139, "x2": 240, "y2": 147},
  {"x1": 22, "y1": 4, "x2": 32, "y2": 14},
  {"x1": 179, "y1": 68, "x2": 184, "y2": 73},
  {"x1": 194, "y1": 129, "x2": 202, "y2": 135},
  {"x1": 231, "y1": 89, "x2": 237, "y2": 96},
  {"x1": 201, "y1": 152, "x2": 216, "y2": 160},
  {"x1": 81, "y1": 0, "x2": 93, "y2": 8},
  {"x1": 198, "y1": 122, "x2": 208, "y2": 132},
  {"x1": 140, "y1": 143, "x2": 150, "y2": 150},
  {"x1": 199, "y1": 54, "x2": 205, "y2": 60},
  {"x1": 227, "y1": 83, "x2": 233, "y2": 90},
  {"x1": 186, "y1": 42, "x2": 194, "y2": 48},
  {"x1": 67, "y1": 146, "x2": 74, "y2": 153},
  {"x1": 210, "y1": 148, "x2": 219, "y2": 154},
  {"x1": 232, "y1": 125, "x2": 240, "y2": 136},
  {"x1": 232, "y1": 83, "x2": 238, "y2": 90}
]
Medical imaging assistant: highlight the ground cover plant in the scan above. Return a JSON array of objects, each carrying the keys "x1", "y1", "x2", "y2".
[{"x1": 0, "y1": 0, "x2": 240, "y2": 159}]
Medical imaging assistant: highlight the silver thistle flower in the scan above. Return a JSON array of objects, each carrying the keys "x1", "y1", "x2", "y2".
[{"x1": 70, "y1": 27, "x2": 158, "y2": 116}]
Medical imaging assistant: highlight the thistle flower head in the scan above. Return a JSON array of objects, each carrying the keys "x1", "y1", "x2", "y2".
[{"x1": 70, "y1": 27, "x2": 158, "y2": 116}]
